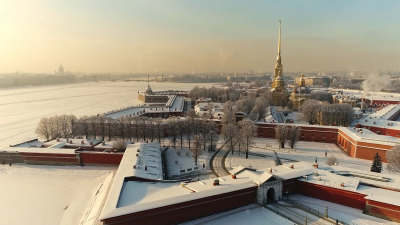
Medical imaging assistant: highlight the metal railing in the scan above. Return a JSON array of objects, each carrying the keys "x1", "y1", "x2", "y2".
[
  {"x1": 264, "y1": 205, "x2": 301, "y2": 225},
  {"x1": 285, "y1": 199, "x2": 349, "y2": 225}
]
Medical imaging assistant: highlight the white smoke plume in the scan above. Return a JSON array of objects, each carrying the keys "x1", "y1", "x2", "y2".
[{"x1": 362, "y1": 73, "x2": 390, "y2": 97}]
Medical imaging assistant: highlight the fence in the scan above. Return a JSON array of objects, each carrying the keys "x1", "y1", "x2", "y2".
[
  {"x1": 264, "y1": 205, "x2": 301, "y2": 225},
  {"x1": 286, "y1": 199, "x2": 349, "y2": 225}
]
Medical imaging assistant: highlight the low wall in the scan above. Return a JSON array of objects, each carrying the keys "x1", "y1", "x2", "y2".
[
  {"x1": 365, "y1": 200, "x2": 400, "y2": 223},
  {"x1": 20, "y1": 152, "x2": 80, "y2": 166},
  {"x1": 296, "y1": 180, "x2": 367, "y2": 210},
  {"x1": 80, "y1": 152, "x2": 123, "y2": 166},
  {"x1": 0, "y1": 152, "x2": 24, "y2": 164},
  {"x1": 103, "y1": 187, "x2": 257, "y2": 225}
]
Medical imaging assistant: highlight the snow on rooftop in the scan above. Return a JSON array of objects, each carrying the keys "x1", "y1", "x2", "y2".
[
  {"x1": 4, "y1": 146, "x2": 77, "y2": 154},
  {"x1": 258, "y1": 161, "x2": 315, "y2": 180},
  {"x1": 253, "y1": 172, "x2": 274, "y2": 185},
  {"x1": 11, "y1": 139, "x2": 45, "y2": 148},
  {"x1": 340, "y1": 127, "x2": 400, "y2": 147},
  {"x1": 359, "y1": 185, "x2": 400, "y2": 207},
  {"x1": 94, "y1": 140, "x2": 132, "y2": 150},
  {"x1": 45, "y1": 138, "x2": 101, "y2": 147},
  {"x1": 300, "y1": 169, "x2": 360, "y2": 192}
]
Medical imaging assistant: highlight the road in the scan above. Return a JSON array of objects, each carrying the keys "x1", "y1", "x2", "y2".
[
  {"x1": 211, "y1": 145, "x2": 230, "y2": 177},
  {"x1": 266, "y1": 203, "x2": 332, "y2": 225}
]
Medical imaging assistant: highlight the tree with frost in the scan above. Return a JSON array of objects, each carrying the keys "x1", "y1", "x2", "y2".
[
  {"x1": 58, "y1": 114, "x2": 71, "y2": 138},
  {"x1": 69, "y1": 115, "x2": 78, "y2": 138},
  {"x1": 89, "y1": 115, "x2": 98, "y2": 139},
  {"x1": 113, "y1": 139, "x2": 127, "y2": 152},
  {"x1": 298, "y1": 99, "x2": 322, "y2": 124},
  {"x1": 79, "y1": 115, "x2": 90, "y2": 138},
  {"x1": 275, "y1": 125, "x2": 287, "y2": 148},
  {"x1": 387, "y1": 146, "x2": 400, "y2": 173},
  {"x1": 221, "y1": 100, "x2": 236, "y2": 125},
  {"x1": 287, "y1": 101, "x2": 294, "y2": 111},
  {"x1": 235, "y1": 96, "x2": 256, "y2": 116},
  {"x1": 326, "y1": 156, "x2": 338, "y2": 166},
  {"x1": 116, "y1": 116, "x2": 126, "y2": 140},
  {"x1": 154, "y1": 117, "x2": 164, "y2": 142},
  {"x1": 191, "y1": 135, "x2": 203, "y2": 166},
  {"x1": 106, "y1": 117, "x2": 115, "y2": 141},
  {"x1": 207, "y1": 129, "x2": 219, "y2": 153},
  {"x1": 223, "y1": 122, "x2": 238, "y2": 154},
  {"x1": 35, "y1": 118, "x2": 52, "y2": 141},
  {"x1": 288, "y1": 126, "x2": 299, "y2": 149},
  {"x1": 370, "y1": 153, "x2": 383, "y2": 173},
  {"x1": 98, "y1": 115, "x2": 106, "y2": 141},
  {"x1": 186, "y1": 109, "x2": 197, "y2": 119},
  {"x1": 387, "y1": 145, "x2": 400, "y2": 173},
  {"x1": 238, "y1": 119, "x2": 257, "y2": 159},
  {"x1": 252, "y1": 97, "x2": 269, "y2": 121}
]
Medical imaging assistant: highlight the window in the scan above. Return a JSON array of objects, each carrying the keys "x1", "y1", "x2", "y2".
[
  {"x1": 301, "y1": 133, "x2": 304, "y2": 137},
  {"x1": 387, "y1": 131, "x2": 390, "y2": 135},
  {"x1": 397, "y1": 133, "x2": 399, "y2": 136},
  {"x1": 322, "y1": 135, "x2": 325, "y2": 138},
  {"x1": 311, "y1": 134, "x2": 314, "y2": 137}
]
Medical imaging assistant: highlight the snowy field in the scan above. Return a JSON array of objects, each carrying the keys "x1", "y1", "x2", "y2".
[
  {"x1": 180, "y1": 204, "x2": 294, "y2": 225},
  {"x1": 0, "y1": 164, "x2": 114, "y2": 225},
  {"x1": 165, "y1": 147, "x2": 212, "y2": 176},
  {"x1": 0, "y1": 81, "x2": 213, "y2": 149},
  {"x1": 289, "y1": 194, "x2": 399, "y2": 225}
]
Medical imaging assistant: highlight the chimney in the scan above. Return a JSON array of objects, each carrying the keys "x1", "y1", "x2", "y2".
[
  {"x1": 81, "y1": 140, "x2": 84, "y2": 144},
  {"x1": 231, "y1": 174, "x2": 236, "y2": 179},
  {"x1": 145, "y1": 165, "x2": 147, "y2": 171},
  {"x1": 56, "y1": 138, "x2": 60, "y2": 142},
  {"x1": 213, "y1": 179, "x2": 220, "y2": 186},
  {"x1": 69, "y1": 140, "x2": 72, "y2": 144},
  {"x1": 90, "y1": 141, "x2": 93, "y2": 145}
]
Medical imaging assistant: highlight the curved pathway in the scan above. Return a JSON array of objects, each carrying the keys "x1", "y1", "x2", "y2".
[{"x1": 210, "y1": 140, "x2": 231, "y2": 177}]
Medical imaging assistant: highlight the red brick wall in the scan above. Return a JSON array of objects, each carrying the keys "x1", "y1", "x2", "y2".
[
  {"x1": 103, "y1": 187, "x2": 257, "y2": 225},
  {"x1": 80, "y1": 152, "x2": 123, "y2": 165},
  {"x1": 20, "y1": 152, "x2": 79, "y2": 163},
  {"x1": 365, "y1": 200, "x2": 400, "y2": 222},
  {"x1": 296, "y1": 181, "x2": 367, "y2": 210}
]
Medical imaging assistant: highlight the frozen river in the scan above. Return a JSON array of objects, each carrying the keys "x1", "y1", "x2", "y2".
[{"x1": 0, "y1": 81, "x2": 214, "y2": 149}]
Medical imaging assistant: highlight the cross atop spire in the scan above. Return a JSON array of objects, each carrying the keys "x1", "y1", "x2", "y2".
[{"x1": 278, "y1": 20, "x2": 281, "y2": 56}]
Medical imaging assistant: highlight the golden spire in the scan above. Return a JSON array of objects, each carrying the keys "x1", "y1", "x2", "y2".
[{"x1": 278, "y1": 20, "x2": 281, "y2": 57}]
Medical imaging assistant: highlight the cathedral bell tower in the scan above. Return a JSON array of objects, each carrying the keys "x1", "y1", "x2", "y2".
[{"x1": 271, "y1": 20, "x2": 288, "y2": 106}]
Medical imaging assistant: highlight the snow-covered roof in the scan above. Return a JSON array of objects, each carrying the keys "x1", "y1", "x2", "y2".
[
  {"x1": 253, "y1": 172, "x2": 274, "y2": 185},
  {"x1": 94, "y1": 140, "x2": 132, "y2": 150},
  {"x1": 364, "y1": 95, "x2": 400, "y2": 102},
  {"x1": 340, "y1": 127, "x2": 400, "y2": 147},
  {"x1": 44, "y1": 138, "x2": 101, "y2": 148},
  {"x1": 359, "y1": 185, "x2": 400, "y2": 207},
  {"x1": 368, "y1": 104, "x2": 400, "y2": 120},
  {"x1": 106, "y1": 95, "x2": 185, "y2": 119},
  {"x1": 299, "y1": 169, "x2": 360, "y2": 192},
  {"x1": 4, "y1": 147, "x2": 77, "y2": 154},
  {"x1": 258, "y1": 162, "x2": 314, "y2": 180},
  {"x1": 10, "y1": 139, "x2": 45, "y2": 148}
]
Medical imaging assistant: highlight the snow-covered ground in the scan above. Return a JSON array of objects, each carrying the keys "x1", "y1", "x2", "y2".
[
  {"x1": 289, "y1": 194, "x2": 399, "y2": 225},
  {"x1": 0, "y1": 164, "x2": 114, "y2": 225},
  {"x1": 165, "y1": 147, "x2": 212, "y2": 177},
  {"x1": 226, "y1": 138, "x2": 393, "y2": 175},
  {"x1": 180, "y1": 204, "x2": 294, "y2": 225},
  {"x1": 0, "y1": 81, "x2": 214, "y2": 149}
]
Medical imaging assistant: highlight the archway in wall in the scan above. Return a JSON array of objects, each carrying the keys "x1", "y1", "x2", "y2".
[{"x1": 267, "y1": 188, "x2": 275, "y2": 203}]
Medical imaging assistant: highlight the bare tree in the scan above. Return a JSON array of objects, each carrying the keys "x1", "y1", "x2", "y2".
[
  {"x1": 288, "y1": 126, "x2": 299, "y2": 149},
  {"x1": 35, "y1": 118, "x2": 51, "y2": 141},
  {"x1": 275, "y1": 125, "x2": 287, "y2": 148},
  {"x1": 186, "y1": 109, "x2": 197, "y2": 118},
  {"x1": 191, "y1": 134, "x2": 203, "y2": 166},
  {"x1": 106, "y1": 117, "x2": 115, "y2": 141},
  {"x1": 154, "y1": 117, "x2": 164, "y2": 142},
  {"x1": 58, "y1": 115, "x2": 71, "y2": 138},
  {"x1": 116, "y1": 116, "x2": 126, "y2": 140},
  {"x1": 298, "y1": 99, "x2": 322, "y2": 124},
  {"x1": 326, "y1": 156, "x2": 338, "y2": 166},
  {"x1": 221, "y1": 100, "x2": 236, "y2": 125},
  {"x1": 223, "y1": 123, "x2": 238, "y2": 154},
  {"x1": 239, "y1": 119, "x2": 257, "y2": 159},
  {"x1": 48, "y1": 116, "x2": 61, "y2": 140},
  {"x1": 79, "y1": 115, "x2": 90, "y2": 138},
  {"x1": 252, "y1": 97, "x2": 269, "y2": 121},
  {"x1": 113, "y1": 139, "x2": 127, "y2": 152},
  {"x1": 167, "y1": 117, "x2": 178, "y2": 147},
  {"x1": 89, "y1": 115, "x2": 98, "y2": 139},
  {"x1": 387, "y1": 145, "x2": 400, "y2": 173},
  {"x1": 69, "y1": 115, "x2": 78, "y2": 138},
  {"x1": 98, "y1": 115, "x2": 106, "y2": 141}
]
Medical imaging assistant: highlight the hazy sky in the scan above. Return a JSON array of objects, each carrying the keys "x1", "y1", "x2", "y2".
[{"x1": 1, "y1": 0, "x2": 399, "y2": 74}]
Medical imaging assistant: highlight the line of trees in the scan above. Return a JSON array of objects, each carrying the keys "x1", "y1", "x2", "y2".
[
  {"x1": 298, "y1": 99, "x2": 354, "y2": 126},
  {"x1": 274, "y1": 125, "x2": 299, "y2": 149},
  {"x1": 35, "y1": 114, "x2": 220, "y2": 153}
]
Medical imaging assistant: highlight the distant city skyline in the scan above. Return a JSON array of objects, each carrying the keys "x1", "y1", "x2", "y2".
[{"x1": 1, "y1": 0, "x2": 399, "y2": 73}]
